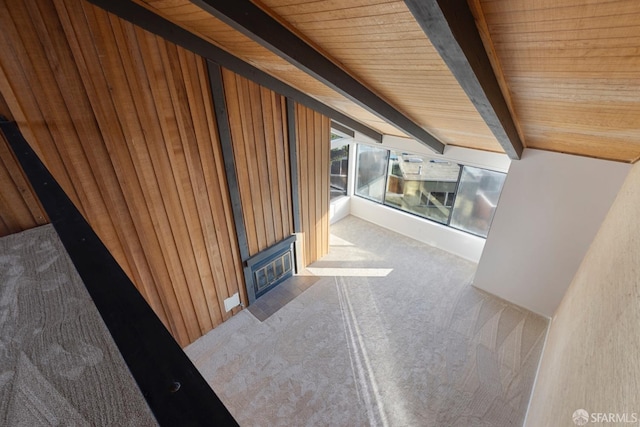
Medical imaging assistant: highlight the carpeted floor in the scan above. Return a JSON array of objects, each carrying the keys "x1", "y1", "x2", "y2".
[
  {"x1": 186, "y1": 216, "x2": 548, "y2": 427},
  {"x1": 0, "y1": 225, "x2": 157, "y2": 426}
]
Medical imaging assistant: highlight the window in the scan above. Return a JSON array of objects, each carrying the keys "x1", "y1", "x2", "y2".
[
  {"x1": 450, "y1": 166, "x2": 506, "y2": 238},
  {"x1": 353, "y1": 144, "x2": 506, "y2": 238},
  {"x1": 355, "y1": 145, "x2": 389, "y2": 203},
  {"x1": 384, "y1": 151, "x2": 460, "y2": 224},
  {"x1": 330, "y1": 139, "x2": 349, "y2": 200}
]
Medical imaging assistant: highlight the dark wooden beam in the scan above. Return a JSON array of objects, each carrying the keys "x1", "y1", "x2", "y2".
[
  {"x1": 85, "y1": 0, "x2": 382, "y2": 144},
  {"x1": 286, "y1": 98, "x2": 301, "y2": 234},
  {"x1": 206, "y1": 61, "x2": 250, "y2": 263},
  {"x1": 0, "y1": 118, "x2": 238, "y2": 426},
  {"x1": 190, "y1": 0, "x2": 444, "y2": 154},
  {"x1": 404, "y1": 0, "x2": 523, "y2": 159},
  {"x1": 330, "y1": 121, "x2": 355, "y2": 139}
]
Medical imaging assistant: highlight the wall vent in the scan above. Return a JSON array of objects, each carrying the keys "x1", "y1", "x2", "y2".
[{"x1": 244, "y1": 235, "x2": 296, "y2": 304}]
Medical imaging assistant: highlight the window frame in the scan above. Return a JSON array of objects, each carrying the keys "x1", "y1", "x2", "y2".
[
  {"x1": 352, "y1": 143, "x2": 506, "y2": 239},
  {"x1": 448, "y1": 165, "x2": 507, "y2": 238},
  {"x1": 354, "y1": 144, "x2": 390, "y2": 204},
  {"x1": 329, "y1": 137, "x2": 351, "y2": 201}
]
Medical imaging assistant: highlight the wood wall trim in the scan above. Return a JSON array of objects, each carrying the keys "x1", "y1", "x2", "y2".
[
  {"x1": 207, "y1": 61, "x2": 251, "y2": 263},
  {"x1": 286, "y1": 98, "x2": 301, "y2": 234}
]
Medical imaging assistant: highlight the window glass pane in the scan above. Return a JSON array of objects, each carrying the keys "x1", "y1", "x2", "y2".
[
  {"x1": 450, "y1": 166, "x2": 506, "y2": 237},
  {"x1": 384, "y1": 151, "x2": 460, "y2": 224},
  {"x1": 330, "y1": 139, "x2": 349, "y2": 200},
  {"x1": 355, "y1": 145, "x2": 389, "y2": 202}
]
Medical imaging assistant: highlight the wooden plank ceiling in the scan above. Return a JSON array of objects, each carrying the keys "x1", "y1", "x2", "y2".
[
  {"x1": 473, "y1": 0, "x2": 640, "y2": 162},
  {"x1": 132, "y1": 0, "x2": 640, "y2": 162},
  {"x1": 134, "y1": 0, "x2": 504, "y2": 153}
]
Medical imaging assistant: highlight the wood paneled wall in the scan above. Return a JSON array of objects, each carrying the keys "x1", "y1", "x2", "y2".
[
  {"x1": 0, "y1": 135, "x2": 48, "y2": 236},
  {"x1": 1, "y1": 94, "x2": 48, "y2": 236},
  {"x1": 222, "y1": 69, "x2": 294, "y2": 257},
  {"x1": 295, "y1": 103, "x2": 330, "y2": 266},
  {"x1": 0, "y1": 0, "x2": 244, "y2": 346}
]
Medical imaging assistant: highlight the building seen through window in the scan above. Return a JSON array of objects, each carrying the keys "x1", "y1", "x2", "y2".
[
  {"x1": 354, "y1": 144, "x2": 506, "y2": 238},
  {"x1": 385, "y1": 151, "x2": 460, "y2": 224}
]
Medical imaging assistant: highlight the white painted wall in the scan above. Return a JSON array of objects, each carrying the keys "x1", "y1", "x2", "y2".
[
  {"x1": 525, "y1": 161, "x2": 640, "y2": 426},
  {"x1": 473, "y1": 149, "x2": 631, "y2": 317},
  {"x1": 329, "y1": 196, "x2": 350, "y2": 224},
  {"x1": 350, "y1": 196, "x2": 486, "y2": 262}
]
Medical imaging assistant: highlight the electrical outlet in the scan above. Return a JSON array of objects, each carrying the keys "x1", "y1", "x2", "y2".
[{"x1": 224, "y1": 292, "x2": 240, "y2": 312}]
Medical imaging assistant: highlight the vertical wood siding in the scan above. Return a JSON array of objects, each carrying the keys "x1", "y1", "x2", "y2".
[
  {"x1": 0, "y1": 127, "x2": 49, "y2": 236},
  {"x1": 0, "y1": 0, "x2": 244, "y2": 346},
  {"x1": 295, "y1": 103, "x2": 330, "y2": 266},
  {"x1": 221, "y1": 69, "x2": 294, "y2": 257},
  {"x1": 0, "y1": 94, "x2": 48, "y2": 235}
]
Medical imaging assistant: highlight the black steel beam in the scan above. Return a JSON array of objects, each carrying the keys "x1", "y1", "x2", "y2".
[
  {"x1": 404, "y1": 0, "x2": 523, "y2": 159},
  {"x1": 207, "y1": 61, "x2": 250, "y2": 263},
  {"x1": 190, "y1": 0, "x2": 444, "y2": 154},
  {"x1": 0, "y1": 118, "x2": 238, "y2": 427},
  {"x1": 85, "y1": 0, "x2": 382, "y2": 143}
]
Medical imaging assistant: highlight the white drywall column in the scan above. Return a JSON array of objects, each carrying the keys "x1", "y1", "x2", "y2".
[{"x1": 473, "y1": 149, "x2": 631, "y2": 317}]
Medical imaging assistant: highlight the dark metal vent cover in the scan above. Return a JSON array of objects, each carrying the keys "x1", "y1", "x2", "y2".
[
  {"x1": 254, "y1": 251, "x2": 292, "y2": 294},
  {"x1": 244, "y1": 235, "x2": 296, "y2": 304}
]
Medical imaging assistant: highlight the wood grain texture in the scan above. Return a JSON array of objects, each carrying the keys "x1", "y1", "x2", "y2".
[
  {"x1": 0, "y1": 0, "x2": 244, "y2": 346},
  {"x1": 257, "y1": 0, "x2": 503, "y2": 152},
  {"x1": 295, "y1": 103, "x2": 330, "y2": 266},
  {"x1": 135, "y1": 0, "x2": 401, "y2": 135},
  {"x1": 526, "y1": 162, "x2": 640, "y2": 425},
  {"x1": 0, "y1": 90, "x2": 48, "y2": 235},
  {"x1": 222, "y1": 69, "x2": 294, "y2": 257},
  {"x1": 0, "y1": 128, "x2": 48, "y2": 237},
  {"x1": 476, "y1": 0, "x2": 640, "y2": 162},
  {"x1": 135, "y1": 0, "x2": 504, "y2": 152}
]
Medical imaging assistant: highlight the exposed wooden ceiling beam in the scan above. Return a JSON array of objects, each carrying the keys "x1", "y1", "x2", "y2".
[
  {"x1": 331, "y1": 121, "x2": 355, "y2": 139},
  {"x1": 85, "y1": 0, "x2": 383, "y2": 143},
  {"x1": 191, "y1": 0, "x2": 445, "y2": 154},
  {"x1": 404, "y1": 0, "x2": 523, "y2": 159}
]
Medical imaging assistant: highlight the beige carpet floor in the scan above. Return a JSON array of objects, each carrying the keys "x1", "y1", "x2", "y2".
[
  {"x1": 0, "y1": 225, "x2": 157, "y2": 426},
  {"x1": 186, "y1": 216, "x2": 548, "y2": 427}
]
